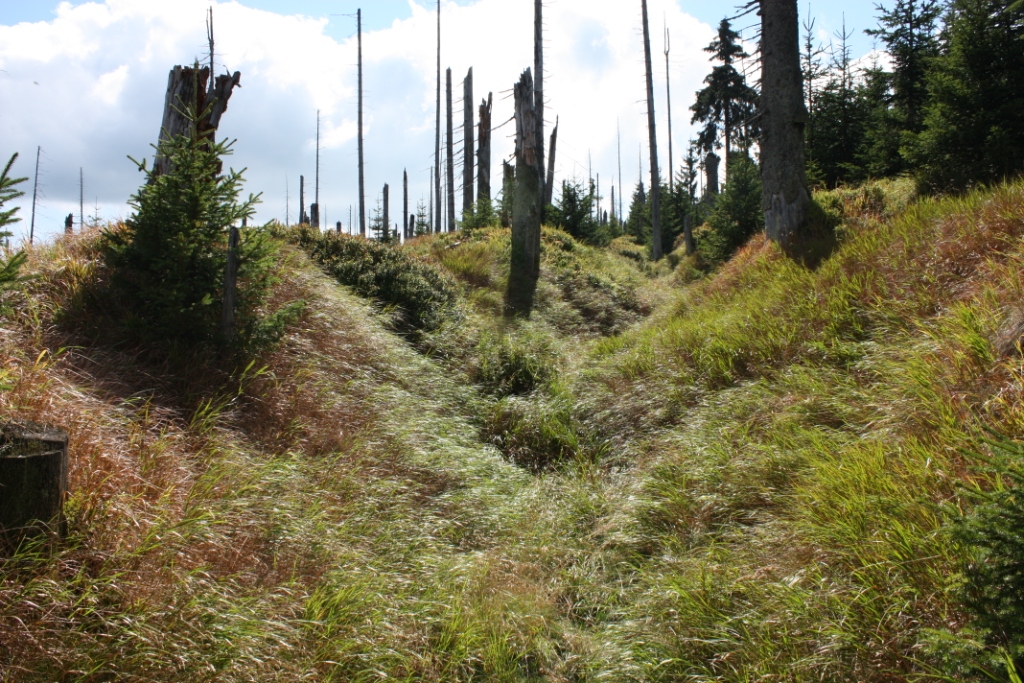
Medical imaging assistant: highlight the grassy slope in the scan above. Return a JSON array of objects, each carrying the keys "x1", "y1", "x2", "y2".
[{"x1": 1, "y1": 179, "x2": 1022, "y2": 681}]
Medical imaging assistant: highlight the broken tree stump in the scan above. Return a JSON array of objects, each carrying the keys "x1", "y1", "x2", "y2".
[
  {"x1": 477, "y1": 93, "x2": 493, "y2": 203},
  {"x1": 507, "y1": 68, "x2": 542, "y2": 318},
  {"x1": 0, "y1": 422, "x2": 69, "y2": 547},
  {"x1": 153, "y1": 64, "x2": 241, "y2": 177}
]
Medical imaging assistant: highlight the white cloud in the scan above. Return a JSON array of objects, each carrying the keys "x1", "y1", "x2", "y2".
[{"x1": 2, "y1": 0, "x2": 723, "y2": 241}]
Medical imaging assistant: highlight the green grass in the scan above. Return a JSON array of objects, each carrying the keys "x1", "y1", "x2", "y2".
[{"x1": 2, "y1": 178, "x2": 1024, "y2": 681}]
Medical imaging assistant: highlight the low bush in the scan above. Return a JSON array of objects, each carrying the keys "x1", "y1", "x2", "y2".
[
  {"x1": 291, "y1": 226, "x2": 462, "y2": 336},
  {"x1": 474, "y1": 327, "x2": 555, "y2": 397}
]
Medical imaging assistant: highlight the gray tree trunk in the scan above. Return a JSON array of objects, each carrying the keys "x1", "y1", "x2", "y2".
[
  {"x1": 508, "y1": 69, "x2": 542, "y2": 317},
  {"x1": 435, "y1": 1, "x2": 442, "y2": 234},
  {"x1": 154, "y1": 64, "x2": 241, "y2": 177},
  {"x1": 383, "y1": 183, "x2": 389, "y2": 241},
  {"x1": 299, "y1": 175, "x2": 307, "y2": 225},
  {"x1": 477, "y1": 93, "x2": 493, "y2": 202},
  {"x1": 534, "y1": 0, "x2": 545, "y2": 196},
  {"x1": 705, "y1": 152, "x2": 720, "y2": 195},
  {"x1": 665, "y1": 26, "x2": 674, "y2": 191},
  {"x1": 761, "y1": 0, "x2": 810, "y2": 248},
  {"x1": 463, "y1": 68, "x2": 474, "y2": 215},
  {"x1": 683, "y1": 213, "x2": 695, "y2": 255},
  {"x1": 358, "y1": 9, "x2": 367, "y2": 237},
  {"x1": 403, "y1": 169, "x2": 409, "y2": 241},
  {"x1": 500, "y1": 161, "x2": 514, "y2": 228},
  {"x1": 543, "y1": 117, "x2": 558, "y2": 208},
  {"x1": 641, "y1": 0, "x2": 663, "y2": 260},
  {"x1": 446, "y1": 68, "x2": 456, "y2": 232},
  {"x1": 0, "y1": 423, "x2": 68, "y2": 545},
  {"x1": 221, "y1": 225, "x2": 239, "y2": 342}
]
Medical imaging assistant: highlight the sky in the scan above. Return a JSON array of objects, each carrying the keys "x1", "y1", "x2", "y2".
[{"x1": 0, "y1": 0, "x2": 886, "y2": 243}]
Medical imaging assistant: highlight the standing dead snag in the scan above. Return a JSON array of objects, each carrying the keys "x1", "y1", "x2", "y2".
[
  {"x1": 383, "y1": 183, "x2": 390, "y2": 242},
  {"x1": 358, "y1": 8, "x2": 367, "y2": 237},
  {"x1": 641, "y1": 0, "x2": 663, "y2": 260},
  {"x1": 446, "y1": 68, "x2": 456, "y2": 231},
  {"x1": 534, "y1": 0, "x2": 546, "y2": 199},
  {"x1": 760, "y1": 0, "x2": 811, "y2": 249},
  {"x1": 544, "y1": 117, "x2": 558, "y2": 208},
  {"x1": 434, "y1": 0, "x2": 442, "y2": 234},
  {"x1": 507, "y1": 68, "x2": 542, "y2": 318},
  {"x1": 477, "y1": 93, "x2": 493, "y2": 203},
  {"x1": 463, "y1": 68, "x2": 474, "y2": 216},
  {"x1": 403, "y1": 169, "x2": 409, "y2": 241},
  {"x1": 154, "y1": 64, "x2": 241, "y2": 177},
  {"x1": 500, "y1": 161, "x2": 513, "y2": 228}
]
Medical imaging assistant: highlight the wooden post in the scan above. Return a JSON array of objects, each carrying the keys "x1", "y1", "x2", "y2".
[
  {"x1": 446, "y1": 67, "x2": 456, "y2": 231},
  {"x1": 221, "y1": 225, "x2": 239, "y2": 343},
  {"x1": 0, "y1": 422, "x2": 69, "y2": 546},
  {"x1": 463, "y1": 68, "x2": 474, "y2": 216},
  {"x1": 641, "y1": 0, "x2": 663, "y2": 260},
  {"x1": 477, "y1": 93, "x2": 493, "y2": 203},
  {"x1": 507, "y1": 68, "x2": 542, "y2": 318}
]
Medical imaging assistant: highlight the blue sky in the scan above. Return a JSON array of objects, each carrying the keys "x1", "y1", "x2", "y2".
[{"x1": 1, "y1": 1, "x2": 888, "y2": 242}]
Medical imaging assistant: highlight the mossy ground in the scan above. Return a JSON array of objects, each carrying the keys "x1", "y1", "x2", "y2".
[{"x1": 2, "y1": 178, "x2": 1022, "y2": 681}]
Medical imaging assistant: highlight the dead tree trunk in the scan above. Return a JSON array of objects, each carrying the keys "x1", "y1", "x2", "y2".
[
  {"x1": 154, "y1": 64, "x2": 241, "y2": 177},
  {"x1": 705, "y1": 152, "x2": 720, "y2": 195},
  {"x1": 641, "y1": 0, "x2": 663, "y2": 260},
  {"x1": 64, "y1": 214, "x2": 73, "y2": 235},
  {"x1": 477, "y1": 93, "x2": 493, "y2": 203},
  {"x1": 299, "y1": 175, "x2": 307, "y2": 224},
  {"x1": 665, "y1": 26, "x2": 674, "y2": 191},
  {"x1": 383, "y1": 183, "x2": 390, "y2": 241},
  {"x1": 0, "y1": 423, "x2": 68, "y2": 546},
  {"x1": 435, "y1": 1, "x2": 443, "y2": 234},
  {"x1": 358, "y1": 9, "x2": 367, "y2": 237},
  {"x1": 683, "y1": 213, "x2": 695, "y2": 255},
  {"x1": 508, "y1": 69, "x2": 542, "y2": 318},
  {"x1": 446, "y1": 68, "x2": 456, "y2": 231},
  {"x1": 500, "y1": 161, "x2": 514, "y2": 228},
  {"x1": 409, "y1": 215, "x2": 416, "y2": 240},
  {"x1": 221, "y1": 225, "x2": 239, "y2": 342},
  {"x1": 463, "y1": 68, "x2": 474, "y2": 216},
  {"x1": 403, "y1": 169, "x2": 409, "y2": 241},
  {"x1": 534, "y1": 0, "x2": 546, "y2": 196},
  {"x1": 543, "y1": 117, "x2": 558, "y2": 208},
  {"x1": 760, "y1": 0, "x2": 811, "y2": 249}
]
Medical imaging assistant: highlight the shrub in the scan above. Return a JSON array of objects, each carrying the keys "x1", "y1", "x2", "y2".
[
  {"x1": 101, "y1": 107, "x2": 278, "y2": 352},
  {"x1": 292, "y1": 227, "x2": 462, "y2": 336},
  {"x1": 955, "y1": 434, "x2": 1024, "y2": 675}
]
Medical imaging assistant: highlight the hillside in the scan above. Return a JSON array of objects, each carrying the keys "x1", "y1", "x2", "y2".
[{"x1": 2, "y1": 178, "x2": 1024, "y2": 681}]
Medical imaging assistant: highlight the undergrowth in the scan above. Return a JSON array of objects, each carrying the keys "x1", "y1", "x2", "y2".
[{"x1": 3, "y1": 176, "x2": 1024, "y2": 681}]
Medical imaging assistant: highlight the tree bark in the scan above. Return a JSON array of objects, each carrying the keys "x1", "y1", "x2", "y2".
[
  {"x1": 683, "y1": 213, "x2": 695, "y2": 255},
  {"x1": 508, "y1": 69, "x2": 542, "y2": 318},
  {"x1": 154, "y1": 65, "x2": 240, "y2": 177},
  {"x1": 760, "y1": 0, "x2": 811, "y2": 248},
  {"x1": 463, "y1": 68, "x2": 474, "y2": 216},
  {"x1": 544, "y1": 117, "x2": 558, "y2": 208},
  {"x1": 0, "y1": 423, "x2": 68, "y2": 545},
  {"x1": 299, "y1": 175, "x2": 307, "y2": 225},
  {"x1": 665, "y1": 26, "x2": 674, "y2": 191},
  {"x1": 641, "y1": 0, "x2": 663, "y2": 260},
  {"x1": 477, "y1": 93, "x2": 493, "y2": 203}
]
